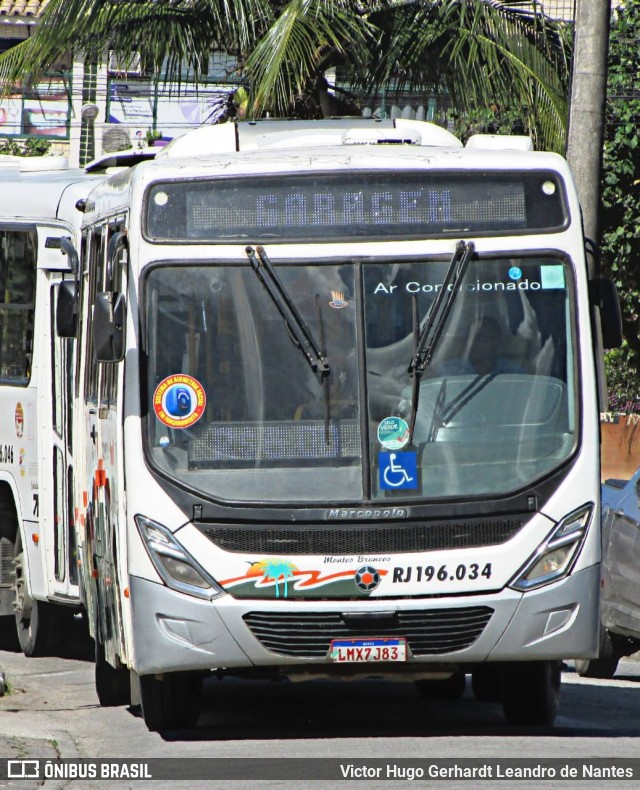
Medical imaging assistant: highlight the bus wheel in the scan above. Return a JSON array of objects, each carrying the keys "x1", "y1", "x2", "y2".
[
  {"x1": 501, "y1": 660, "x2": 561, "y2": 726},
  {"x1": 139, "y1": 672, "x2": 201, "y2": 732},
  {"x1": 13, "y1": 533, "x2": 55, "y2": 656},
  {"x1": 95, "y1": 639, "x2": 130, "y2": 707},
  {"x1": 574, "y1": 626, "x2": 619, "y2": 679},
  {"x1": 415, "y1": 672, "x2": 466, "y2": 700}
]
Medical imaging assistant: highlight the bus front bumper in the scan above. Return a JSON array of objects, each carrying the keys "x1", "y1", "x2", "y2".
[{"x1": 129, "y1": 564, "x2": 599, "y2": 676}]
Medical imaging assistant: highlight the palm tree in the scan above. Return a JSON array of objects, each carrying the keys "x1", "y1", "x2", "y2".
[
  {"x1": 247, "y1": 0, "x2": 571, "y2": 150},
  {"x1": 0, "y1": 0, "x2": 571, "y2": 152}
]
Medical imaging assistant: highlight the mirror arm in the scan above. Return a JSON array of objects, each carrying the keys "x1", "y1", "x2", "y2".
[
  {"x1": 106, "y1": 231, "x2": 128, "y2": 292},
  {"x1": 59, "y1": 237, "x2": 79, "y2": 277}
]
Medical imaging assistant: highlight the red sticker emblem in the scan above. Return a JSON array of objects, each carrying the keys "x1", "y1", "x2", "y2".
[
  {"x1": 153, "y1": 375, "x2": 206, "y2": 429},
  {"x1": 15, "y1": 402, "x2": 24, "y2": 438}
]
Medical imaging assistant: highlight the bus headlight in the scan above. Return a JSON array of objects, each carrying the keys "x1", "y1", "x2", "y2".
[
  {"x1": 509, "y1": 504, "x2": 593, "y2": 592},
  {"x1": 135, "y1": 515, "x2": 225, "y2": 600}
]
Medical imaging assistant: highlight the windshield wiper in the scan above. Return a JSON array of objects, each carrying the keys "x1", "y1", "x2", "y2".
[
  {"x1": 245, "y1": 245, "x2": 330, "y2": 383},
  {"x1": 407, "y1": 240, "x2": 475, "y2": 441},
  {"x1": 245, "y1": 245, "x2": 332, "y2": 443},
  {"x1": 315, "y1": 293, "x2": 332, "y2": 444}
]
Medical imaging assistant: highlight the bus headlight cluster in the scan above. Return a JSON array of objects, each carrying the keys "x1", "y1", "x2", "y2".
[
  {"x1": 134, "y1": 515, "x2": 225, "y2": 600},
  {"x1": 509, "y1": 504, "x2": 593, "y2": 592}
]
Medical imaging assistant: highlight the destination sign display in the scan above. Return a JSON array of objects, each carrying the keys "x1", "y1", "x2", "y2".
[{"x1": 144, "y1": 170, "x2": 567, "y2": 242}]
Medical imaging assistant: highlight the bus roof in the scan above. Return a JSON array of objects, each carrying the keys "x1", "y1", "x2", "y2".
[
  {"x1": 90, "y1": 137, "x2": 567, "y2": 193},
  {"x1": 0, "y1": 146, "x2": 160, "y2": 222},
  {"x1": 0, "y1": 167, "x2": 103, "y2": 222},
  {"x1": 157, "y1": 118, "x2": 464, "y2": 158}
]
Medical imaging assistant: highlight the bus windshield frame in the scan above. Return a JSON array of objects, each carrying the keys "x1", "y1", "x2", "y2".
[{"x1": 141, "y1": 250, "x2": 579, "y2": 506}]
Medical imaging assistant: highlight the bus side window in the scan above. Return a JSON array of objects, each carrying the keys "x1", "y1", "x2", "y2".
[
  {"x1": 75, "y1": 231, "x2": 89, "y2": 400},
  {"x1": 0, "y1": 228, "x2": 37, "y2": 384},
  {"x1": 98, "y1": 225, "x2": 127, "y2": 410},
  {"x1": 83, "y1": 229, "x2": 103, "y2": 407}
]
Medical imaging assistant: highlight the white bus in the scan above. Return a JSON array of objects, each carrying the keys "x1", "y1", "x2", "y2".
[
  {"x1": 0, "y1": 157, "x2": 104, "y2": 655},
  {"x1": 0, "y1": 150, "x2": 156, "y2": 657},
  {"x1": 64, "y1": 119, "x2": 620, "y2": 729}
]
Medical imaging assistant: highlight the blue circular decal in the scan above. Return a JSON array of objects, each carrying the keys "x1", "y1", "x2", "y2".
[{"x1": 508, "y1": 266, "x2": 523, "y2": 281}]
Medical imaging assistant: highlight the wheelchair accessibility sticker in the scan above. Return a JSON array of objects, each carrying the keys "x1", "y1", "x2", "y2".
[{"x1": 379, "y1": 451, "x2": 417, "y2": 490}]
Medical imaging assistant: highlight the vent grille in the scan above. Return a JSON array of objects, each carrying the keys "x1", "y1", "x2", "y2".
[
  {"x1": 0, "y1": 538, "x2": 14, "y2": 587},
  {"x1": 202, "y1": 517, "x2": 525, "y2": 555},
  {"x1": 243, "y1": 607, "x2": 494, "y2": 658},
  {"x1": 189, "y1": 420, "x2": 360, "y2": 468}
]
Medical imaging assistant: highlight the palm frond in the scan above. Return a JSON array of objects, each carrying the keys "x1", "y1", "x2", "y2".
[
  {"x1": 0, "y1": 0, "x2": 271, "y2": 88},
  {"x1": 354, "y1": 0, "x2": 570, "y2": 151},
  {"x1": 245, "y1": 0, "x2": 375, "y2": 116}
]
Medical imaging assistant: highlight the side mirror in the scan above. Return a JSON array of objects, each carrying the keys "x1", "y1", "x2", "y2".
[
  {"x1": 93, "y1": 291, "x2": 126, "y2": 362},
  {"x1": 590, "y1": 278, "x2": 623, "y2": 349},
  {"x1": 56, "y1": 281, "x2": 77, "y2": 338}
]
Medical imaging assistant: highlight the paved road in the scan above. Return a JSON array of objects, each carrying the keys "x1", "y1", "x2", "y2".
[{"x1": 0, "y1": 623, "x2": 639, "y2": 789}]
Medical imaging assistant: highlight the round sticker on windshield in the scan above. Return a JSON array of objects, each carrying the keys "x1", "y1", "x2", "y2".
[
  {"x1": 377, "y1": 416, "x2": 410, "y2": 450},
  {"x1": 508, "y1": 266, "x2": 523, "y2": 280},
  {"x1": 153, "y1": 375, "x2": 206, "y2": 429}
]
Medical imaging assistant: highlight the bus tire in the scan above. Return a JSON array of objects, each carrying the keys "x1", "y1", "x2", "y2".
[
  {"x1": 13, "y1": 532, "x2": 56, "y2": 656},
  {"x1": 414, "y1": 672, "x2": 466, "y2": 700},
  {"x1": 574, "y1": 627, "x2": 619, "y2": 679},
  {"x1": 95, "y1": 638, "x2": 130, "y2": 707},
  {"x1": 139, "y1": 672, "x2": 201, "y2": 732},
  {"x1": 501, "y1": 660, "x2": 561, "y2": 726}
]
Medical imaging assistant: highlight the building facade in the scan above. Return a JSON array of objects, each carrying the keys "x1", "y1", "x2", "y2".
[{"x1": 0, "y1": 1, "x2": 239, "y2": 164}]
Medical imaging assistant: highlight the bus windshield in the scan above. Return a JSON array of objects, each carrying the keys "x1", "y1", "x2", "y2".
[{"x1": 143, "y1": 254, "x2": 577, "y2": 503}]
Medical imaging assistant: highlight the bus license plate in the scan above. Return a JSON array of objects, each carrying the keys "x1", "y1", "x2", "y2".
[{"x1": 330, "y1": 638, "x2": 407, "y2": 663}]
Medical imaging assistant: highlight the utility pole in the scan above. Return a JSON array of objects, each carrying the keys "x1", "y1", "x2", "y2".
[{"x1": 566, "y1": 0, "x2": 611, "y2": 278}]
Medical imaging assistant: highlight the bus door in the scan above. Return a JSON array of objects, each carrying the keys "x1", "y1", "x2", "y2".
[
  {"x1": 80, "y1": 225, "x2": 105, "y2": 596},
  {"x1": 50, "y1": 279, "x2": 77, "y2": 594},
  {"x1": 82, "y1": 221, "x2": 127, "y2": 657},
  {"x1": 41, "y1": 220, "x2": 84, "y2": 598}
]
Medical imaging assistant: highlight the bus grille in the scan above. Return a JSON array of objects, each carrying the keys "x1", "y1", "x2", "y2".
[
  {"x1": 202, "y1": 518, "x2": 525, "y2": 554},
  {"x1": 242, "y1": 606, "x2": 493, "y2": 658}
]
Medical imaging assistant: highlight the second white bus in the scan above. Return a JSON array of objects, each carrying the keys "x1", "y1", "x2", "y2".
[
  {"x1": 0, "y1": 157, "x2": 103, "y2": 654},
  {"x1": 0, "y1": 149, "x2": 156, "y2": 656}
]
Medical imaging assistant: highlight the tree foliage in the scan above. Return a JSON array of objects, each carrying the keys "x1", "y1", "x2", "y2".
[
  {"x1": 0, "y1": 0, "x2": 570, "y2": 152},
  {"x1": 601, "y1": 0, "x2": 640, "y2": 404}
]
